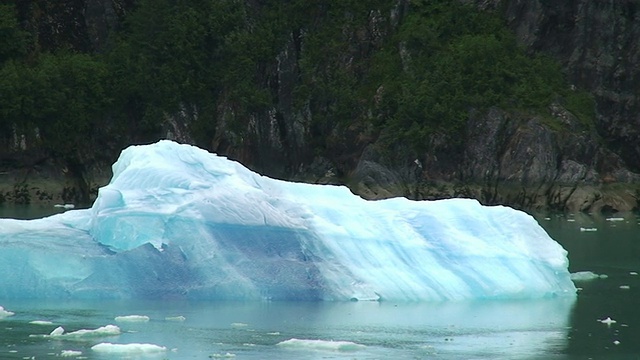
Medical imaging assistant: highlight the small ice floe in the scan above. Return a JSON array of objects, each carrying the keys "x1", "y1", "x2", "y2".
[
  {"x1": 544, "y1": 217, "x2": 551, "y2": 221},
  {"x1": 91, "y1": 342, "x2": 166, "y2": 354},
  {"x1": 50, "y1": 326, "x2": 65, "y2": 336},
  {"x1": 567, "y1": 219, "x2": 576, "y2": 222},
  {"x1": 0, "y1": 306, "x2": 15, "y2": 318},
  {"x1": 32, "y1": 325, "x2": 121, "y2": 339},
  {"x1": 277, "y1": 338, "x2": 366, "y2": 352},
  {"x1": 570, "y1": 271, "x2": 607, "y2": 281},
  {"x1": 620, "y1": 285, "x2": 631, "y2": 290},
  {"x1": 630, "y1": 272, "x2": 638, "y2": 276},
  {"x1": 29, "y1": 320, "x2": 53, "y2": 325},
  {"x1": 210, "y1": 353, "x2": 236, "y2": 358},
  {"x1": 606, "y1": 217, "x2": 625, "y2": 222},
  {"x1": 60, "y1": 350, "x2": 82, "y2": 357},
  {"x1": 598, "y1": 317, "x2": 617, "y2": 326},
  {"x1": 230, "y1": 322, "x2": 248, "y2": 328},
  {"x1": 53, "y1": 204, "x2": 75, "y2": 210},
  {"x1": 164, "y1": 316, "x2": 186, "y2": 322},
  {"x1": 580, "y1": 227, "x2": 598, "y2": 232},
  {"x1": 114, "y1": 315, "x2": 150, "y2": 322},
  {"x1": 266, "y1": 331, "x2": 281, "y2": 336},
  {"x1": 614, "y1": 340, "x2": 621, "y2": 345}
]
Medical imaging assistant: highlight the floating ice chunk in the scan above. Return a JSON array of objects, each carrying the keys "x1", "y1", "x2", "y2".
[
  {"x1": 579, "y1": 227, "x2": 598, "y2": 232},
  {"x1": 606, "y1": 217, "x2": 625, "y2": 222},
  {"x1": 231, "y1": 322, "x2": 249, "y2": 328},
  {"x1": 630, "y1": 272, "x2": 638, "y2": 276},
  {"x1": 54, "y1": 204, "x2": 75, "y2": 209},
  {"x1": 50, "y1": 326, "x2": 65, "y2": 336},
  {"x1": 91, "y1": 342, "x2": 166, "y2": 354},
  {"x1": 165, "y1": 316, "x2": 186, "y2": 321},
  {"x1": 570, "y1": 271, "x2": 607, "y2": 281},
  {"x1": 40, "y1": 325, "x2": 120, "y2": 339},
  {"x1": 614, "y1": 340, "x2": 620, "y2": 345},
  {"x1": 277, "y1": 338, "x2": 366, "y2": 352},
  {"x1": 29, "y1": 320, "x2": 53, "y2": 325},
  {"x1": 0, "y1": 306, "x2": 14, "y2": 317},
  {"x1": 60, "y1": 350, "x2": 82, "y2": 357},
  {"x1": 0, "y1": 140, "x2": 577, "y2": 301},
  {"x1": 620, "y1": 285, "x2": 630, "y2": 290},
  {"x1": 210, "y1": 353, "x2": 236, "y2": 358},
  {"x1": 115, "y1": 315, "x2": 149, "y2": 322},
  {"x1": 598, "y1": 317, "x2": 617, "y2": 326}
]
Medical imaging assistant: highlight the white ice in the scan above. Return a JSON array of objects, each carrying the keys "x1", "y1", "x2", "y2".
[
  {"x1": 60, "y1": 350, "x2": 82, "y2": 357},
  {"x1": 570, "y1": 271, "x2": 607, "y2": 281},
  {"x1": 91, "y1": 342, "x2": 166, "y2": 354},
  {"x1": 30, "y1": 320, "x2": 54, "y2": 325},
  {"x1": 114, "y1": 315, "x2": 150, "y2": 322},
  {"x1": 0, "y1": 306, "x2": 14, "y2": 317},
  {"x1": 277, "y1": 338, "x2": 366, "y2": 351},
  {"x1": 31, "y1": 324, "x2": 121, "y2": 338},
  {"x1": 0, "y1": 140, "x2": 576, "y2": 301}
]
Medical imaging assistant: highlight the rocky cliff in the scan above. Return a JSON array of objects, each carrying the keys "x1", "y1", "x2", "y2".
[
  {"x1": 340, "y1": 0, "x2": 640, "y2": 213},
  {"x1": 1, "y1": 0, "x2": 638, "y2": 213}
]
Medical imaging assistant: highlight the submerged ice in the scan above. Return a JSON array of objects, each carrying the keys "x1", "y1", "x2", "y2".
[{"x1": 0, "y1": 141, "x2": 576, "y2": 301}]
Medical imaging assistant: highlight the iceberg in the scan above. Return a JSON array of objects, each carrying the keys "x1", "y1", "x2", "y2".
[{"x1": 0, "y1": 140, "x2": 576, "y2": 301}]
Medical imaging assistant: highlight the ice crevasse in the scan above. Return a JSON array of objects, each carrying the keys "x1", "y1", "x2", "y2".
[{"x1": 0, "y1": 140, "x2": 576, "y2": 301}]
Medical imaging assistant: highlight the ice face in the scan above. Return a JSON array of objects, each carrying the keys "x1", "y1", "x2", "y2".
[{"x1": 0, "y1": 140, "x2": 576, "y2": 301}]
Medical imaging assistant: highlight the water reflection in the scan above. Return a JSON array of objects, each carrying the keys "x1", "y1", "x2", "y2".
[{"x1": 0, "y1": 298, "x2": 575, "y2": 359}]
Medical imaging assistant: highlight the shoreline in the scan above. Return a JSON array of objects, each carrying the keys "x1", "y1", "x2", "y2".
[{"x1": 0, "y1": 167, "x2": 637, "y2": 215}]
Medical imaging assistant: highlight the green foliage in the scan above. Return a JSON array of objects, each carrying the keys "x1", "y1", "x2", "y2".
[
  {"x1": 371, "y1": 1, "x2": 592, "y2": 150},
  {"x1": 0, "y1": 4, "x2": 28, "y2": 62},
  {"x1": 562, "y1": 88, "x2": 597, "y2": 130},
  {"x1": 0, "y1": 0, "x2": 597, "y2": 166},
  {"x1": 0, "y1": 51, "x2": 109, "y2": 159}
]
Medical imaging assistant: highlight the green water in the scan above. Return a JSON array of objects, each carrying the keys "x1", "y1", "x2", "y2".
[
  {"x1": 538, "y1": 212, "x2": 640, "y2": 358},
  {"x1": 0, "y1": 206, "x2": 638, "y2": 359}
]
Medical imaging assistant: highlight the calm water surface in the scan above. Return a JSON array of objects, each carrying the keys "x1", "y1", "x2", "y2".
[{"x1": 0, "y1": 206, "x2": 638, "y2": 359}]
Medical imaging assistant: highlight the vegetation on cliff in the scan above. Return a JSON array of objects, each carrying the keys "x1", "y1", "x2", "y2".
[{"x1": 0, "y1": 0, "x2": 597, "y2": 204}]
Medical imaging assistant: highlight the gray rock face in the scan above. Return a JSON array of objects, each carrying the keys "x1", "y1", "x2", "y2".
[
  {"x1": 504, "y1": 0, "x2": 640, "y2": 173},
  {"x1": 349, "y1": 105, "x2": 639, "y2": 212}
]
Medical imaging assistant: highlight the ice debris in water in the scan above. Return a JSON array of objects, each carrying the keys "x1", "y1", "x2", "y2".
[
  {"x1": 0, "y1": 140, "x2": 576, "y2": 301},
  {"x1": 620, "y1": 285, "x2": 630, "y2": 290},
  {"x1": 579, "y1": 227, "x2": 598, "y2": 232},
  {"x1": 598, "y1": 317, "x2": 617, "y2": 326},
  {"x1": 165, "y1": 315, "x2": 186, "y2": 321},
  {"x1": 91, "y1": 342, "x2": 166, "y2": 354},
  {"x1": 277, "y1": 338, "x2": 366, "y2": 352},
  {"x1": 50, "y1": 326, "x2": 65, "y2": 336},
  {"x1": 60, "y1": 350, "x2": 82, "y2": 357},
  {"x1": 32, "y1": 324, "x2": 121, "y2": 338},
  {"x1": 570, "y1": 271, "x2": 607, "y2": 281},
  {"x1": 0, "y1": 306, "x2": 14, "y2": 317},
  {"x1": 54, "y1": 204, "x2": 75, "y2": 209},
  {"x1": 210, "y1": 353, "x2": 237, "y2": 358},
  {"x1": 114, "y1": 315, "x2": 149, "y2": 322},
  {"x1": 29, "y1": 320, "x2": 54, "y2": 325}
]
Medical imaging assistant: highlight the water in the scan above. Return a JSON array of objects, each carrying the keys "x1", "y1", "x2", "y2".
[{"x1": 0, "y1": 206, "x2": 638, "y2": 359}]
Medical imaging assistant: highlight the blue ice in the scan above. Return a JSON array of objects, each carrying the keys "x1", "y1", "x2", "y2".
[{"x1": 0, "y1": 140, "x2": 576, "y2": 301}]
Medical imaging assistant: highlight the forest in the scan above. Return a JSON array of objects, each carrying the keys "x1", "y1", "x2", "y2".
[{"x1": 0, "y1": 0, "x2": 608, "y2": 208}]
